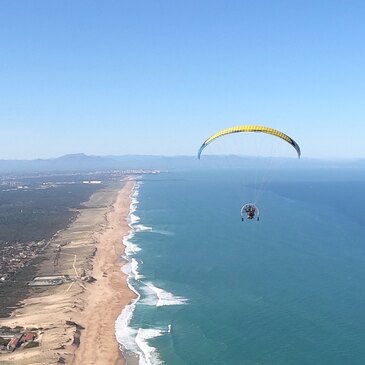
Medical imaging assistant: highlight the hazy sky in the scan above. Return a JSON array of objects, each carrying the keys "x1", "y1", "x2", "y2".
[{"x1": 1, "y1": 1, "x2": 364, "y2": 159}]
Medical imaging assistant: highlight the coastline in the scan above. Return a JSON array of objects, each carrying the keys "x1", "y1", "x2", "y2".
[
  {"x1": 71, "y1": 179, "x2": 136, "y2": 365},
  {"x1": 0, "y1": 179, "x2": 136, "y2": 365}
]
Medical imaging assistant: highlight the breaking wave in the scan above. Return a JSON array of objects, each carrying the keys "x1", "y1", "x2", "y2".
[{"x1": 116, "y1": 180, "x2": 188, "y2": 365}]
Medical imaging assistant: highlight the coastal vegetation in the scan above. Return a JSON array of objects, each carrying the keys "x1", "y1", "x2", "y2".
[
  {"x1": 0, "y1": 183, "x2": 102, "y2": 242},
  {"x1": 23, "y1": 341, "x2": 39, "y2": 349},
  {"x1": 0, "y1": 174, "x2": 106, "y2": 317}
]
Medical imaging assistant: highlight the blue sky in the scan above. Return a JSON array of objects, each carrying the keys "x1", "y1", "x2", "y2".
[{"x1": 1, "y1": 1, "x2": 364, "y2": 159}]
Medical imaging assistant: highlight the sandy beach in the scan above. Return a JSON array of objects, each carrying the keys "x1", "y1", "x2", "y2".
[{"x1": 0, "y1": 179, "x2": 136, "y2": 365}]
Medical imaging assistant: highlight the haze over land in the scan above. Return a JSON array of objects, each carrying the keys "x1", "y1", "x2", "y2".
[{"x1": 0, "y1": 153, "x2": 365, "y2": 173}]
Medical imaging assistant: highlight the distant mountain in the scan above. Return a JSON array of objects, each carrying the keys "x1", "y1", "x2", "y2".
[
  {"x1": 0, "y1": 154, "x2": 364, "y2": 174},
  {"x1": 55, "y1": 153, "x2": 95, "y2": 161}
]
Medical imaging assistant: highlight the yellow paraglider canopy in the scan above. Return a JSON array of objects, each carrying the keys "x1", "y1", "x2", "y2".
[{"x1": 197, "y1": 125, "x2": 301, "y2": 159}]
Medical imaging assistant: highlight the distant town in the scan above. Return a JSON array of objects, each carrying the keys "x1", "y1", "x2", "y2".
[{"x1": 0, "y1": 240, "x2": 48, "y2": 283}]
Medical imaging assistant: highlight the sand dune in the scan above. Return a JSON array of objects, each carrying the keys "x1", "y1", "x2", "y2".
[{"x1": 0, "y1": 180, "x2": 135, "y2": 365}]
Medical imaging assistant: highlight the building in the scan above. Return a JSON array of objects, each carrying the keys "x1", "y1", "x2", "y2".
[
  {"x1": 6, "y1": 334, "x2": 23, "y2": 352},
  {"x1": 24, "y1": 332, "x2": 36, "y2": 342}
]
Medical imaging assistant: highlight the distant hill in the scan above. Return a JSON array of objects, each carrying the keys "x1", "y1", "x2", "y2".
[{"x1": 0, "y1": 153, "x2": 364, "y2": 174}]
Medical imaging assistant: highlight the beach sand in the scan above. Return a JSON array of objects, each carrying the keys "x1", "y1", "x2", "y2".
[{"x1": 0, "y1": 179, "x2": 135, "y2": 365}]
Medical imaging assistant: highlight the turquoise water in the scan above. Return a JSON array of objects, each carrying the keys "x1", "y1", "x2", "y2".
[{"x1": 117, "y1": 169, "x2": 365, "y2": 365}]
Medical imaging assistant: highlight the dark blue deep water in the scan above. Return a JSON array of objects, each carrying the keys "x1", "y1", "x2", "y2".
[{"x1": 117, "y1": 169, "x2": 365, "y2": 365}]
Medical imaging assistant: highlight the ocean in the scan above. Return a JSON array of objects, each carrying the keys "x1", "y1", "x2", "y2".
[{"x1": 116, "y1": 168, "x2": 365, "y2": 365}]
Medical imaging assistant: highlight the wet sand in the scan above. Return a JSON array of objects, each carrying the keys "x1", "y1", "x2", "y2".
[{"x1": 0, "y1": 179, "x2": 136, "y2": 365}]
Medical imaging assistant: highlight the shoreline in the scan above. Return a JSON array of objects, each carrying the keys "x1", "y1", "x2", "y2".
[
  {"x1": 115, "y1": 181, "x2": 142, "y2": 364},
  {"x1": 0, "y1": 179, "x2": 136, "y2": 365},
  {"x1": 71, "y1": 179, "x2": 137, "y2": 365}
]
